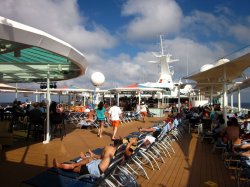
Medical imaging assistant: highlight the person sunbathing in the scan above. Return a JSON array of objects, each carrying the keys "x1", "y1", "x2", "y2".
[
  {"x1": 123, "y1": 137, "x2": 138, "y2": 159},
  {"x1": 53, "y1": 140, "x2": 123, "y2": 177},
  {"x1": 139, "y1": 119, "x2": 171, "y2": 138}
]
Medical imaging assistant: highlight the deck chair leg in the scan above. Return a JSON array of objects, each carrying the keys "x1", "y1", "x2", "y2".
[
  {"x1": 131, "y1": 158, "x2": 149, "y2": 180},
  {"x1": 137, "y1": 151, "x2": 155, "y2": 170},
  {"x1": 147, "y1": 149, "x2": 165, "y2": 163},
  {"x1": 143, "y1": 151, "x2": 160, "y2": 170}
]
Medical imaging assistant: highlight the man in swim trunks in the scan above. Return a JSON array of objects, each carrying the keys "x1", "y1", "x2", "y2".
[{"x1": 108, "y1": 101, "x2": 122, "y2": 140}]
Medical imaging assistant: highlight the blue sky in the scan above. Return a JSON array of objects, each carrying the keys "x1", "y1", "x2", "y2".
[{"x1": 0, "y1": 0, "x2": 250, "y2": 103}]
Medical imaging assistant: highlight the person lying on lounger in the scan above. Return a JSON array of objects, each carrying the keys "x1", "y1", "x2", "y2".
[
  {"x1": 123, "y1": 137, "x2": 138, "y2": 159},
  {"x1": 139, "y1": 118, "x2": 171, "y2": 136},
  {"x1": 53, "y1": 139, "x2": 123, "y2": 177}
]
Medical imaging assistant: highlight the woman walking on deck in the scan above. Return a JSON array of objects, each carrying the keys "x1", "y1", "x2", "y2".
[{"x1": 95, "y1": 102, "x2": 106, "y2": 138}]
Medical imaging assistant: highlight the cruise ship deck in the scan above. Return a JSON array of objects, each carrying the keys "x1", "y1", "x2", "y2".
[{"x1": 0, "y1": 117, "x2": 236, "y2": 187}]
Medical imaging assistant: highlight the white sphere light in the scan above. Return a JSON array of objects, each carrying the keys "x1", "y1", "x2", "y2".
[
  {"x1": 184, "y1": 84, "x2": 192, "y2": 91},
  {"x1": 216, "y1": 58, "x2": 230, "y2": 66},
  {"x1": 91, "y1": 72, "x2": 105, "y2": 86}
]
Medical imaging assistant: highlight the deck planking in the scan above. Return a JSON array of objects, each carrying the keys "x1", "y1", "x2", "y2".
[{"x1": 0, "y1": 117, "x2": 238, "y2": 187}]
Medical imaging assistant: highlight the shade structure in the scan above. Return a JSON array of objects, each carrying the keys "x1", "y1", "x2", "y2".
[
  {"x1": 184, "y1": 52, "x2": 250, "y2": 122},
  {"x1": 0, "y1": 16, "x2": 88, "y2": 83},
  {"x1": 228, "y1": 77, "x2": 250, "y2": 94},
  {"x1": 185, "y1": 53, "x2": 250, "y2": 92},
  {"x1": 0, "y1": 16, "x2": 89, "y2": 144},
  {"x1": 108, "y1": 83, "x2": 166, "y2": 106},
  {"x1": 108, "y1": 83, "x2": 165, "y2": 93}
]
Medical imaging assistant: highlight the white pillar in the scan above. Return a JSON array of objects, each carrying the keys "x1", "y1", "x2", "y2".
[
  {"x1": 223, "y1": 67, "x2": 228, "y2": 124},
  {"x1": 35, "y1": 90, "x2": 38, "y2": 102},
  {"x1": 238, "y1": 87, "x2": 241, "y2": 112},
  {"x1": 230, "y1": 94, "x2": 233, "y2": 109},
  {"x1": 117, "y1": 92, "x2": 120, "y2": 106},
  {"x1": 109, "y1": 93, "x2": 112, "y2": 106},
  {"x1": 222, "y1": 83, "x2": 228, "y2": 123},
  {"x1": 83, "y1": 93, "x2": 86, "y2": 106},
  {"x1": 138, "y1": 91, "x2": 141, "y2": 105},
  {"x1": 178, "y1": 85, "x2": 181, "y2": 113},
  {"x1": 15, "y1": 83, "x2": 18, "y2": 99},
  {"x1": 161, "y1": 91, "x2": 164, "y2": 106},
  {"x1": 43, "y1": 70, "x2": 51, "y2": 144},
  {"x1": 210, "y1": 85, "x2": 213, "y2": 105}
]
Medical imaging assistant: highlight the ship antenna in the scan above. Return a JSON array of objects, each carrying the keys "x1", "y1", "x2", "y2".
[{"x1": 160, "y1": 35, "x2": 164, "y2": 55}]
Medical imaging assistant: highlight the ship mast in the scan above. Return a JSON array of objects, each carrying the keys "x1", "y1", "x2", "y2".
[{"x1": 156, "y1": 35, "x2": 178, "y2": 85}]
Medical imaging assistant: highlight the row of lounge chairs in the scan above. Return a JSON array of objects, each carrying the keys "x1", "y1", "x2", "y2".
[
  {"x1": 65, "y1": 111, "x2": 142, "y2": 129},
  {"x1": 21, "y1": 115, "x2": 186, "y2": 187}
]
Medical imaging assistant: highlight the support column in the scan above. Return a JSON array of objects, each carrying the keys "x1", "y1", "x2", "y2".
[
  {"x1": 35, "y1": 90, "x2": 38, "y2": 102},
  {"x1": 43, "y1": 70, "x2": 51, "y2": 144},
  {"x1": 238, "y1": 87, "x2": 241, "y2": 112},
  {"x1": 138, "y1": 91, "x2": 141, "y2": 105},
  {"x1": 230, "y1": 94, "x2": 233, "y2": 110},
  {"x1": 210, "y1": 85, "x2": 213, "y2": 105},
  {"x1": 223, "y1": 67, "x2": 228, "y2": 124},
  {"x1": 178, "y1": 84, "x2": 181, "y2": 113},
  {"x1": 15, "y1": 83, "x2": 18, "y2": 100},
  {"x1": 117, "y1": 92, "x2": 120, "y2": 106},
  {"x1": 110, "y1": 93, "x2": 112, "y2": 106}
]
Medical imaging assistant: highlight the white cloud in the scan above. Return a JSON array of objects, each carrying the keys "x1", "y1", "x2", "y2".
[
  {"x1": 1, "y1": 0, "x2": 250, "y2": 104},
  {"x1": 158, "y1": 37, "x2": 227, "y2": 80},
  {"x1": 229, "y1": 24, "x2": 250, "y2": 43},
  {"x1": 183, "y1": 9, "x2": 250, "y2": 46},
  {"x1": 122, "y1": 0, "x2": 183, "y2": 40},
  {"x1": 68, "y1": 36, "x2": 226, "y2": 91},
  {"x1": 183, "y1": 10, "x2": 229, "y2": 38},
  {"x1": 0, "y1": 0, "x2": 117, "y2": 52}
]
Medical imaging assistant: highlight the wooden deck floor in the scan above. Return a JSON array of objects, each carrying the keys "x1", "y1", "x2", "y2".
[{"x1": 0, "y1": 118, "x2": 237, "y2": 187}]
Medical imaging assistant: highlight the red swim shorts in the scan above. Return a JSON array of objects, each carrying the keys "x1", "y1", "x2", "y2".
[{"x1": 112, "y1": 120, "x2": 120, "y2": 127}]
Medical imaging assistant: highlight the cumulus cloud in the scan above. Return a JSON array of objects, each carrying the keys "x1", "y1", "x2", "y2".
[
  {"x1": 122, "y1": 0, "x2": 183, "y2": 40},
  {"x1": 229, "y1": 24, "x2": 250, "y2": 43},
  {"x1": 183, "y1": 11, "x2": 230, "y2": 39},
  {"x1": 69, "y1": 36, "x2": 226, "y2": 91},
  {"x1": 183, "y1": 9, "x2": 250, "y2": 46},
  {"x1": 1, "y1": 0, "x2": 250, "y2": 103},
  {"x1": 0, "y1": 0, "x2": 117, "y2": 52}
]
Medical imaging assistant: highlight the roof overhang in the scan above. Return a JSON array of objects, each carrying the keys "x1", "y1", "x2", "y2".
[
  {"x1": 184, "y1": 53, "x2": 250, "y2": 95},
  {"x1": 108, "y1": 87, "x2": 166, "y2": 93},
  {"x1": 0, "y1": 16, "x2": 88, "y2": 83}
]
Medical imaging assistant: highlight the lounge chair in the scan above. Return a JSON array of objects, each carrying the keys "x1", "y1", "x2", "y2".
[{"x1": 21, "y1": 145, "x2": 138, "y2": 187}]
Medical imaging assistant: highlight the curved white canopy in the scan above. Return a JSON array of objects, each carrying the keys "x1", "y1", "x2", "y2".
[
  {"x1": 185, "y1": 52, "x2": 250, "y2": 95},
  {"x1": 0, "y1": 16, "x2": 88, "y2": 83}
]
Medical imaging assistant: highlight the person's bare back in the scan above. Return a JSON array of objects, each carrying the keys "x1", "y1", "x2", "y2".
[{"x1": 226, "y1": 125, "x2": 240, "y2": 143}]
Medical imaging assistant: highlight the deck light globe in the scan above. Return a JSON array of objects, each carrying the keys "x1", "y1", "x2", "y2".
[{"x1": 91, "y1": 72, "x2": 105, "y2": 87}]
